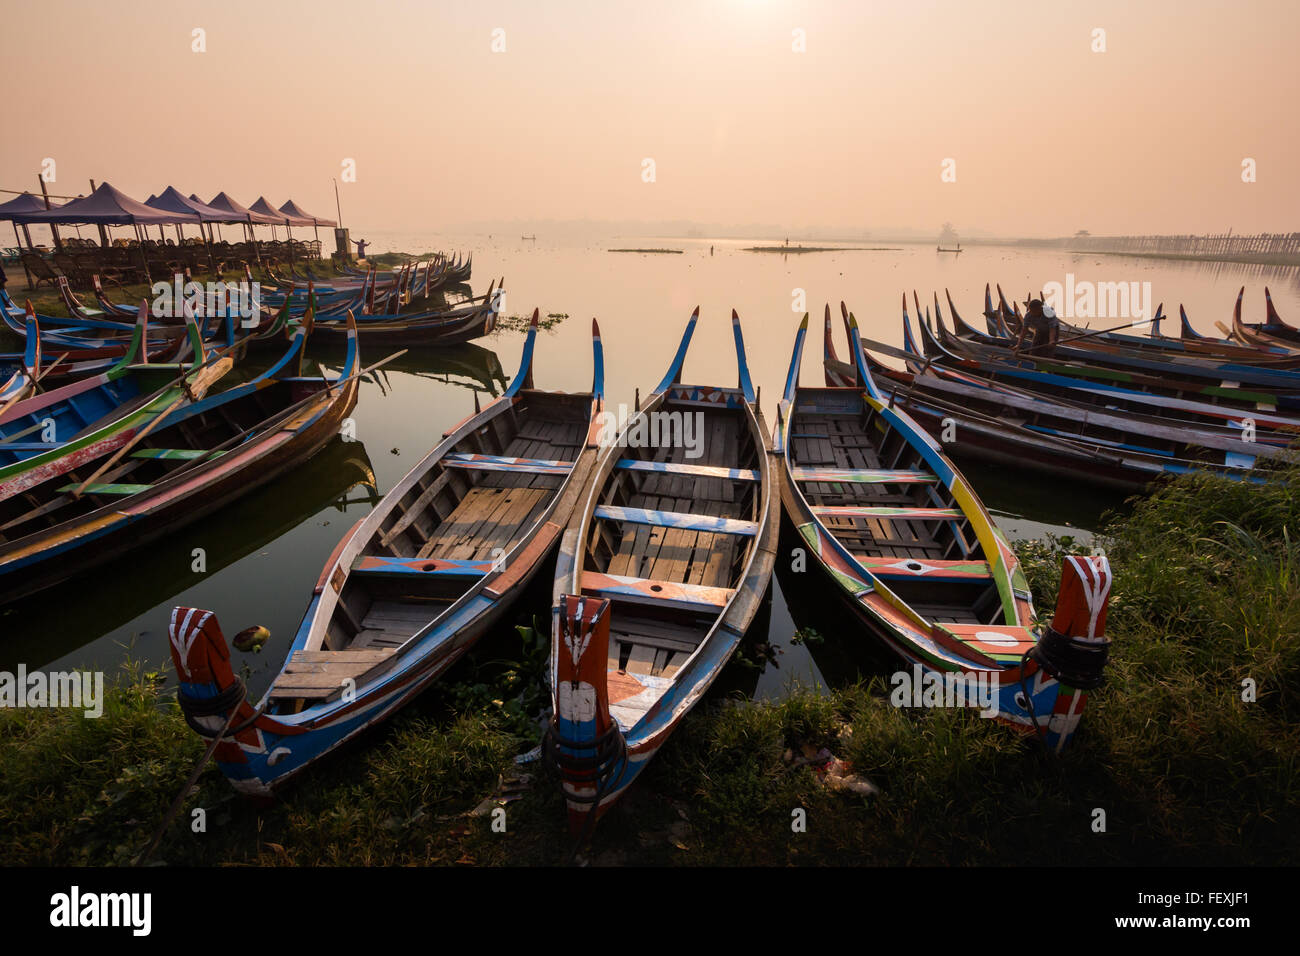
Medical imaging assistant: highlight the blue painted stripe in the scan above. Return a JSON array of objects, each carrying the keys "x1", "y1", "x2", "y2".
[{"x1": 594, "y1": 504, "x2": 758, "y2": 536}]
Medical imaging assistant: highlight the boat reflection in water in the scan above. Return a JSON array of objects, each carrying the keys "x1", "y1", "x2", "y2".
[
  {"x1": 1, "y1": 437, "x2": 379, "y2": 671},
  {"x1": 307, "y1": 340, "x2": 510, "y2": 398}
]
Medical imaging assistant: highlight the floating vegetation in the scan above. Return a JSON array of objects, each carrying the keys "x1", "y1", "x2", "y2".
[
  {"x1": 494, "y1": 312, "x2": 569, "y2": 333},
  {"x1": 607, "y1": 248, "x2": 684, "y2": 254},
  {"x1": 745, "y1": 245, "x2": 902, "y2": 254}
]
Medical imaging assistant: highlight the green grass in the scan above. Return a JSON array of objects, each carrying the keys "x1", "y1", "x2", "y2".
[{"x1": 2, "y1": 465, "x2": 1297, "y2": 865}]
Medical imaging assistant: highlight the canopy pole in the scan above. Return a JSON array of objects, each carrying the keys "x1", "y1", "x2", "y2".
[
  {"x1": 135, "y1": 222, "x2": 153, "y2": 286},
  {"x1": 15, "y1": 221, "x2": 33, "y2": 289},
  {"x1": 89, "y1": 179, "x2": 110, "y2": 247},
  {"x1": 38, "y1": 174, "x2": 62, "y2": 251},
  {"x1": 201, "y1": 220, "x2": 216, "y2": 273}
]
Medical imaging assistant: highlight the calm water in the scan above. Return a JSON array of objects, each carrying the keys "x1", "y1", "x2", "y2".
[{"x1": 7, "y1": 236, "x2": 1298, "y2": 696}]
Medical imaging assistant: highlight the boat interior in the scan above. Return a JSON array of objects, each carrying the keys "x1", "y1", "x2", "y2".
[
  {"x1": 788, "y1": 386, "x2": 1007, "y2": 626},
  {"x1": 320, "y1": 390, "x2": 590, "y2": 659},
  {"x1": 577, "y1": 392, "x2": 762, "y2": 689}
]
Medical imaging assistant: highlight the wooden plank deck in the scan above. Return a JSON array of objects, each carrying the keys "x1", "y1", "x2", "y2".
[
  {"x1": 268, "y1": 648, "x2": 397, "y2": 701},
  {"x1": 792, "y1": 407, "x2": 991, "y2": 623}
]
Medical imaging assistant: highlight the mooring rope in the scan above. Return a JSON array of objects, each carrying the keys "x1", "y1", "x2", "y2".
[{"x1": 133, "y1": 683, "x2": 250, "y2": 867}]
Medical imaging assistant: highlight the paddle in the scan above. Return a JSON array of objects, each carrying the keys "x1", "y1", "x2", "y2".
[
  {"x1": 157, "y1": 349, "x2": 408, "y2": 483},
  {"x1": 0, "y1": 355, "x2": 66, "y2": 420},
  {"x1": 133, "y1": 685, "x2": 249, "y2": 867},
  {"x1": 1051, "y1": 314, "x2": 1162, "y2": 348},
  {"x1": 70, "y1": 356, "x2": 235, "y2": 497}
]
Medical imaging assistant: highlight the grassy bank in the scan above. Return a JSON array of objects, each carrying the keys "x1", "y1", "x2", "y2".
[{"x1": 2, "y1": 466, "x2": 1296, "y2": 866}]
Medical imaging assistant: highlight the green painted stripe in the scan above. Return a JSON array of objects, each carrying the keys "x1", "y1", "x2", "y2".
[
  {"x1": 56, "y1": 482, "x2": 153, "y2": 495},
  {"x1": 130, "y1": 448, "x2": 226, "y2": 461}
]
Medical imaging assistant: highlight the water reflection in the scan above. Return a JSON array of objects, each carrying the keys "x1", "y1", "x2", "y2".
[
  {"x1": 308, "y1": 341, "x2": 509, "y2": 397},
  {"x1": 2, "y1": 438, "x2": 378, "y2": 672}
]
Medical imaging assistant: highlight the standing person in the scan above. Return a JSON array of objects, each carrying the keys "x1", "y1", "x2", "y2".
[
  {"x1": 354, "y1": 238, "x2": 369, "y2": 261},
  {"x1": 709, "y1": 244, "x2": 713, "y2": 256},
  {"x1": 1015, "y1": 297, "x2": 1060, "y2": 355}
]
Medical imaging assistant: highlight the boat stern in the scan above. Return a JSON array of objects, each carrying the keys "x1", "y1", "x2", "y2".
[
  {"x1": 547, "y1": 594, "x2": 627, "y2": 836},
  {"x1": 167, "y1": 607, "x2": 305, "y2": 798}
]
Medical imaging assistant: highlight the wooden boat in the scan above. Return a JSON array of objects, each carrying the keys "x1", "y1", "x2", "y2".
[
  {"x1": 166, "y1": 310, "x2": 604, "y2": 796},
  {"x1": 1, "y1": 286, "x2": 244, "y2": 380},
  {"x1": 922, "y1": 294, "x2": 1300, "y2": 441},
  {"x1": 827, "y1": 304, "x2": 1289, "y2": 489},
  {"x1": 914, "y1": 297, "x2": 1300, "y2": 421},
  {"x1": 305, "y1": 280, "x2": 500, "y2": 346},
  {"x1": 782, "y1": 311, "x2": 1114, "y2": 751},
  {"x1": 963, "y1": 284, "x2": 1300, "y2": 365},
  {"x1": 0, "y1": 305, "x2": 229, "y2": 493},
  {"x1": 1230, "y1": 286, "x2": 1300, "y2": 349},
  {"x1": 548, "y1": 308, "x2": 778, "y2": 835},
  {"x1": 941, "y1": 294, "x2": 1300, "y2": 395},
  {"x1": 0, "y1": 313, "x2": 359, "y2": 601},
  {"x1": 0, "y1": 312, "x2": 43, "y2": 414}
]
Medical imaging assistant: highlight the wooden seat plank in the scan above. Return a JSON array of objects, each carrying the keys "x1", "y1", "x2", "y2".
[
  {"x1": 616, "y1": 459, "x2": 760, "y2": 482},
  {"x1": 594, "y1": 504, "x2": 758, "y2": 537}
]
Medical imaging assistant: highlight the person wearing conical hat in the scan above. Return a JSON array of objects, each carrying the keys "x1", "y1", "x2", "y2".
[{"x1": 1016, "y1": 294, "x2": 1060, "y2": 355}]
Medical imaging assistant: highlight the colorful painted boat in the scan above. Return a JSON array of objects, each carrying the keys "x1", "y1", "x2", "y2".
[
  {"x1": 780, "y1": 311, "x2": 1113, "y2": 752},
  {"x1": 0, "y1": 288, "x2": 229, "y2": 379},
  {"x1": 0, "y1": 312, "x2": 357, "y2": 601},
  {"x1": 958, "y1": 284, "x2": 1299, "y2": 364},
  {"x1": 305, "y1": 279, "x2": 500, "y2": 345},
  {"x1": 826, "y1": 304, "x2": 1289, "y2": 489},
  {"x1": 939, "y1": 293, "x2": 1300, "y2": 394},
  {"x1": 167, "y1": 309, "x2": 604, "y2": 796},
  {"x1": 911, "y1": 298, "x2": 1300, "y2": 423},
  {"x1": 1231, "y1": 286, "x2": 1300, "y2": 349},
  {"x1": 548, "y1": 308, "x2": 779, "y2": 835},
  {"x1": 0, "y1": 304, "x2": 228, "y2": 496},
  {"x1": 0, "y1": 310, "x2": 43, "y2": 413}
]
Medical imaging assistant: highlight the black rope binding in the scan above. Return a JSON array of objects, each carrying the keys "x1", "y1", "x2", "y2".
[
  {"x1": 1017, "y1": 626, "x2": 1112, "y2": 739},
  {"x1": 178, "y1": 678, "x2": 262, "y2": 738},
  {"x1": 543, "y1": 720, "x2": 627, "y2": 806},
  {"x1": 1030, "y1": 626, "x2": 1111, "y2": 691}
]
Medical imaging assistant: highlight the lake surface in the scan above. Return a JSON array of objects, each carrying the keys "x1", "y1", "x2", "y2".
[{"x1": 7, "y1": 236, "x2": 1298, "y2": 697}]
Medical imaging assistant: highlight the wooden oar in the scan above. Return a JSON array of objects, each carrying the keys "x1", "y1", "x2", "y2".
[
  {"x1": 133, "y1": 685, "x2": 249, "y2": 867},
  {"x1": 70, "y1": 356, "x2": 234, "y2": 497},
  {"x1": 157, "y1": 350, "x2": 408, "y2": 483},
  {"x1": 0, "y1": 355, "x2": 65, "y2": 419},
  {"x1": 0, "y1": 420, "x2": 49, "y2": 447},
  {"x1": 1052, "y1": 314, "x2": 1160, "y2": 348}
]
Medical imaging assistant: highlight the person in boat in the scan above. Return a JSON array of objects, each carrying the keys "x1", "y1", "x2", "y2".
[{"x1": 1015, "y1": 297, "x2": 1060, "y2": 355}]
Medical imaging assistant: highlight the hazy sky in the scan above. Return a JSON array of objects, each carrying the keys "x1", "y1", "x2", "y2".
[{"x1": 5, "y1": 0, "x2": 1298, "y2": 237}]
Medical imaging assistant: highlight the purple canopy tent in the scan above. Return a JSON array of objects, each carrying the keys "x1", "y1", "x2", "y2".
[
  {"x1": 145, "y1": 187, "x2": 239, "y2": 268},
  {"x1": 0, "y1": 192, "x2": 61, "y2": 246},
  {"x1": 247, "y1": 196, "x2": 290, "y2": 230},
  {"x1": 249, "y1": 196, "x2": 311, "y2": 262},
  {"x1": 18, "y1": 181, "x2": 202, "y2": 283},
  {"x1": 207, "y1": 193, "x2": 284, "y2": 265},
  {"x1": 279, "y1": 200, "x2": 336, "y2": 242},
  {"x1": 0, "y1": 193, "x2": 63, "y2": 287}
]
